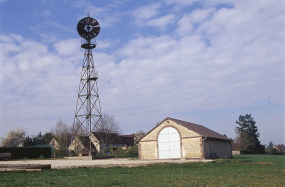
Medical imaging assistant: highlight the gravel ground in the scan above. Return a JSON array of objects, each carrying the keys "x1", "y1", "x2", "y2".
[{"x1": 1, "y1": 157, "x2": 213, "y2": 169}]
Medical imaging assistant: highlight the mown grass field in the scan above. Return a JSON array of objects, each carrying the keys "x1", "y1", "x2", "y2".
[{"x1": 0, "y1": 155, "x2": 284, "y2": 187}]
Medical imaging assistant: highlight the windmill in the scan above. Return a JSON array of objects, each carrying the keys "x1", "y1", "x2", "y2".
[{"x1": 71, "y1": 15, "x2": 102, "y2": 156}]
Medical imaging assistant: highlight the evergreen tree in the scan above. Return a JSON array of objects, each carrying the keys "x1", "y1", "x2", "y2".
[
  {"x1": 42, "y1": 132, "x2": 54, "y2": 144},
  {"x1": 23, "y1": 136, "x2": 34, "y2": 146},
  {"x1": 23, "y1": 132, "x2": 47, "y2": 146},
  {"x1": 235, "y1": 114, "x2": 264, "y2": 153}
]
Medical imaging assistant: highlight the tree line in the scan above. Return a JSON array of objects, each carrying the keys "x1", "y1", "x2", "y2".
[
  {"x1": 0, "y1": 114, "x2": 146, "y2": 157},
  {"x1": 1, "y1": 113, "x2": 283, "y2": 156},
  {"x1": 0, "y1": 119, "x2": 75, "y2": 157}
]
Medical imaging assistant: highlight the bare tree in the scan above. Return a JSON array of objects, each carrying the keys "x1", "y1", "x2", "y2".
[
  {"x1": 0, "y1": 129, "x2": 26, "y2": 147},
  {"x1": 71, "y1": 121, "x2": 85, "y2": 137},
  {"x1": 134, "y1": 130, "x2": 145, "y2": 142},
  {"x1": 51, "y1": 119, "x2": 71, "y2": 157},
  {"x1": 96, "y1": 114, "x2": 121, "y2": 134},
  {"x1": 232, "y1": 131, "x2": 255, "y2": 151},
  {"x1": 95, "y1": 114, "x2": 122, "y2": 154}
]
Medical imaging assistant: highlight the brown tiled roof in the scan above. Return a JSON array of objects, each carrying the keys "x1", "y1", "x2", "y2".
[
  {"x1": 138, "y1": 117, "x2": 232, "y2": 142},
  {"x1": 76, "y1": 136, "x2": 96, "y2": 152},
  {"x1": 80, "y1": 136, "x2": 95, "y2": 147},
  {"x1": 92, "y1": 132, "x2": 134, "y2": 146},
  {"x1": 167, "y1": 117, "x2": 232, "y2": 141},
  {"x1": 121, "y1": 134, "x2": 135, "y2": 138},
  {"x1": 121, "y1": 136, "x2": 135, "y2": 146}
]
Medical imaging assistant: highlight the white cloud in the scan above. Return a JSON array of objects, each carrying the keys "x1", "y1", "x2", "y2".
[
  {"x1": 190, "y1": 8, "x2": 216, "y2": 23},
  {"x1": 147, "y1": 14, "x2": 177, "y2": 29},
  {"x1": 132, "y1": 3, "x2": 161, "y2": 21},
  {"x1": 72, "y1": 0, "x2": 122, "y2": 28},
  {"x1": 115, "y1": 35, "x2": 177, "y2": 59},
  {"x1": 0, "y1": 0, "x2": 284, "y2": 145},
  {"x1": 163, "y1": 0, "x2": 235, "y2": 8},
  {"x1": 38, "y1": 33, "x2": 57, "y2": 43},
  {"x1": 106, "y1": 1, "x2": 284, "y2": 143},
  {"x1": 30, "y1": 20, "x2": 74, "y2": 42},
  {"x1": 97, "y1": 39, "x2": 113, "y2": 49},
  {"x1": 54, "y1": 39, "x2": 80, "y2": 56},
  {"x1": 176, "y1": 8, "x2": 216, "y2": 36},
  {"x1": 131, "y1": 3, "x2": 161, "y2": 25},
  {"x1": 0, "y1": 34, "x2": 81, "y2": 137}
]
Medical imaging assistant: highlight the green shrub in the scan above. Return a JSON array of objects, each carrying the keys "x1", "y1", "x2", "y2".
[
  {"x1": 125, "y1": 146, "x2": 138, "y2": 158},
  {"x1": 42, "y1": 147, "x2": 52, "y2": 158},
  {"x1": 111, "y1": 145, "x2": 138, "y2": 158},
  {"x1": 0, "y1": 147, "x2": 25, "y2": 159},
  {"x1": 26, "y1": 147, "x2": 42, "y2": 158},
  {"x1": 0, "y1": 147, "x2": 51, "y2": 159},
  {"x1": 111, "y1": 148, "x2": 126, "y2": 158}
]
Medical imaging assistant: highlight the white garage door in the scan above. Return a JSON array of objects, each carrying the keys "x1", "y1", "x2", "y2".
[{"x1": 158, "y1": 127, "x2": 181, "y2": 159}]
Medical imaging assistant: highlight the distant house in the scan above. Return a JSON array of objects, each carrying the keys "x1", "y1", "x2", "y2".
[
  {"x1": 139, "y1": 117, "x2": 232, "y2": 159},
  {"x1": 49, "y1": 138, "x2": 60, "y2": 157},
  {"x1": 49, "y1": 138, "x2": 59, "y2": 150},
  {"x1": 68, "y1": 136, "x2": 88, "y2": 155},
  {"x1": 69, "y1": 132, "x2": 134, "y2": 155},
  {"x1": 232, "y1": 150, "x2": 240, "y2": 155},
  {"x1": 18, "y1": 142, "x2": 24, "y2": 147}
]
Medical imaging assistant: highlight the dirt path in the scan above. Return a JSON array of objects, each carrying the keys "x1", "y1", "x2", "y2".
[{"x1": 1, "y1": 157, "x2": 213, "y2": 169}]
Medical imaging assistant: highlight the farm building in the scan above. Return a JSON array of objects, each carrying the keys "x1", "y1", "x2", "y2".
[
  {"x1": 69, "y1": 132, "x2": 134, "y2": 155},
  {"x1": 139, "y1": 117, "x2": 232, "y2": 159},
  {"x1": 49, "y1": 138, "x2": 59, "y2": 150}
]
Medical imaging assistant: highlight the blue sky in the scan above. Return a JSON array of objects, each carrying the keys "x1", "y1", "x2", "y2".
[{"x1": 0, "y1": 0, "x2": 284, "y2": 145}]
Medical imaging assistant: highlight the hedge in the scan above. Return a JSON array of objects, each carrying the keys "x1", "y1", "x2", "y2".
[
  {"x1": 41, "y1": 147, "x2": 52, "y2": 158},
  {"x1": 0, "y1": 147, "x2": 52, "y2": 159}
]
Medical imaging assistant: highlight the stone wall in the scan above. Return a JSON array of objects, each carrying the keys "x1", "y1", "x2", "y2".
[
  {"x1": 204, "y1": 138, "x2": 232, "y2": 159},
  {"x1": 139, "y1": 119, "x2": 203, "y2": 159},
  {"x1": 139, "y1": 141, "x2": 157, "y2": 159},
  {"x1": 182, "y1": 137, "x2": 203, "y2": 159}
]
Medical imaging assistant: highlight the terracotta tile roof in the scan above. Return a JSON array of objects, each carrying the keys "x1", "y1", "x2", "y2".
[{"x1": 167, "y1": 117, "x2": 232, "y2": 141}]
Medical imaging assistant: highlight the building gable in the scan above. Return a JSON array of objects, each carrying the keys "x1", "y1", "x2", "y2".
[
  {"x1": 49, "y1": 138, "x2": 59, "y2": 149},
  {"x1": 139, "y1": 117, "x2": 232, "y2": 159},
  {"x1": 140, "y1": 119, "x2": 200, "y2": 142}
]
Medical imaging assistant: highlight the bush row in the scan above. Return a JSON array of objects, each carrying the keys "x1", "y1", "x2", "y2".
[
  {"x1": 111, "y1": 145, "x2": 138, "y2": 158},
  {"x1": 0, "y1": 147, "x2": 51, "y2": 159}
]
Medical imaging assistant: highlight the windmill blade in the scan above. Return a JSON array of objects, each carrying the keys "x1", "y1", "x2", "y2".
[{"x1": 77, "y1": 16, "x2": 100, "y2": 40}]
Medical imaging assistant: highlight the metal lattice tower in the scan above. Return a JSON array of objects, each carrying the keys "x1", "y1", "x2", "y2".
[{"x1": 72, "y1": 15, "x2": 102, "y2": 155}]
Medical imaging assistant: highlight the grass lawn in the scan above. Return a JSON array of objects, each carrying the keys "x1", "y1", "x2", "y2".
[{"x1": 0, "y1": 155, "x2": 284, "y2": 186}]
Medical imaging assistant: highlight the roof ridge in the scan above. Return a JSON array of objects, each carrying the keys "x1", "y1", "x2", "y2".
[
  {"x1": 167, "y1": 117, "x2": 202, "y2": 126},
  {"x1": 168, "y1": 117, "x2": 232, "y2": 141}
]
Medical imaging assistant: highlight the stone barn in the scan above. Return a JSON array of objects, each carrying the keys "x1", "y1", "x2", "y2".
[{"x1": 139, "y1": 117, "x2": 232, "y2": 159}]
